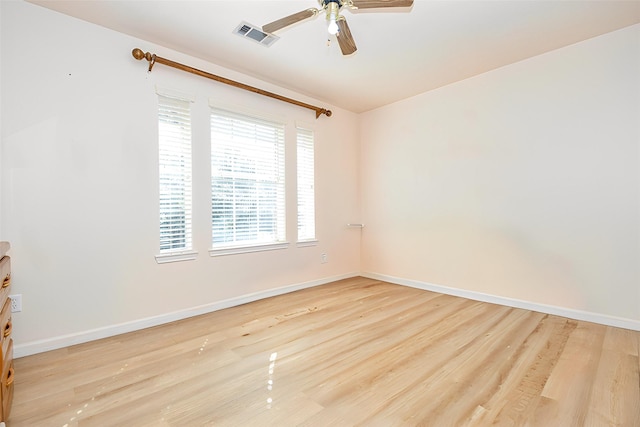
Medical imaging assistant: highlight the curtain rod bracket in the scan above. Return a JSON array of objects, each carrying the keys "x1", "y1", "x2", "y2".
[
  {"x1": 132, "y1": 48, "x2": 156, "y2": 72},
  {"x1": 131, "y1": 48, "x2": 332, "y2": 119}
]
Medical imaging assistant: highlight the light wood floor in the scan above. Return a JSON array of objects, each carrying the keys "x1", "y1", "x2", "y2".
[{"x1": 10, "y1": 277, "x2": 640, "y2": 426}]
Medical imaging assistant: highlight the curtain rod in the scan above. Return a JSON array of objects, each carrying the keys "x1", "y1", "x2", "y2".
[{"x1": 131, "y1": 48, "x2": 332, "y2": 119}]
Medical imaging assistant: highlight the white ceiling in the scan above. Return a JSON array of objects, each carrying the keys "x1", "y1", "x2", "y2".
[{"x1": 27, "y1": 0, "x2": 640, "y2": 113}]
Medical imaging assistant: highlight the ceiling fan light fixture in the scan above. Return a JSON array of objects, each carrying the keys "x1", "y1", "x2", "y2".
[
  {"x1": 326, "y1": 1, "x2": 340, "y2": 35},
  {"x1": 328, "y1": 17, "x2": 339, "y2": 35}
]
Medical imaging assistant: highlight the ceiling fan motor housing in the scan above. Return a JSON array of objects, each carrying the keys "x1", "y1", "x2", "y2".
[
  {"x1": 320, "y1": 0, "x2": 344, "y2": 8},
  {"x1": 323, "y1": 0, "x2": 343, "y2": 19}
]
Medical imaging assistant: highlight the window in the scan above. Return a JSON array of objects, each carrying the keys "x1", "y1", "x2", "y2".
[
  {"x1": 297, "y1": 126, "x2": 316, "y2": 243},
  {"x1": 210, "y1": 107, "x2": 286, "y2": 254},
  {"x1": 157, "y1": 94, "x2": 195, "y2": 262}
]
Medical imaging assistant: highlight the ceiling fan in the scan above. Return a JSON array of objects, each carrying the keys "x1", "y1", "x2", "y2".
[{"x1": 262, "y1": 0, "x2": 414, "y2": 55}]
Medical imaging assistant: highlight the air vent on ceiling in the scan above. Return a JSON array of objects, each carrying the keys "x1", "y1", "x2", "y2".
[{"x1": 233, "y1": 22, "x2": 279, "y2": 47}]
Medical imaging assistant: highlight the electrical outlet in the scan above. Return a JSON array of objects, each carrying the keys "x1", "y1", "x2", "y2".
[
  {"x1": 9, "y1": 294, "x2": 22, "y2": 313},
  {"x1": 321, "y1": 253, "x2": 328, "y2": 264}
]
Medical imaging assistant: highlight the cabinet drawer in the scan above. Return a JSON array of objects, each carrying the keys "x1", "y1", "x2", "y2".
[
  {"x1": 0, "y1": 257, "x2": 10, "y2": 304},
  {"x1": 0, "y1": 299, "x2": 10, "y2": 357},
  {"x1": 0, "y1": 339, "x2": 12, "y2": 421}
]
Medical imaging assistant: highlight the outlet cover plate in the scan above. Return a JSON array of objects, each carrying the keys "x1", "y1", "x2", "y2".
[{"x1": 9, "y1": 294, "x2": 22, "y2": 312}]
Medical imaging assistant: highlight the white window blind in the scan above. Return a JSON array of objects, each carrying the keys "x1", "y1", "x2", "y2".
[
  {"x1": 158, "y1": 95, "x2": 193, "y2": 253},
  {"x1": 210, "y1": 108, "x2": 286, "y2": 248},
  {"x1": 297, "y1": 126, "x2": 316, "y2": 241}
]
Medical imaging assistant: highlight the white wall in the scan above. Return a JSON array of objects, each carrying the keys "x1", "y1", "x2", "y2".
[
  {"x1": 361, "y1": 25, "x2": 640, "y2": 326},
  {"x1": 0, "y1": 1, "x2": 361, "y2": 355}
]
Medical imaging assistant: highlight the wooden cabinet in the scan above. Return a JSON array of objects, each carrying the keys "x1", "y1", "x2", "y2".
[{"x1": 0, "y1": 242, "x2": 13, "y2": 422}]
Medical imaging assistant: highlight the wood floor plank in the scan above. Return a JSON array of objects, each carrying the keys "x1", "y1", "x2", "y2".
[
  {"x1": 537, "y1": 323, "x2": 606, "y2": 425},
  {"x1": 584, "y1": 327, "x2": 640, "y2": 426},
  {"x1": 356, "y1": 307, "x2": 530, "y2": 425},
  {"x1": 308, "y1": 300, "x2": 504, "y2": 416},
  {"x1": 10, "y1": 277, "x2": 640, "y2": 426},
  {"x1": 468, "y1": 315, "x2": 576, "y2": 426}
]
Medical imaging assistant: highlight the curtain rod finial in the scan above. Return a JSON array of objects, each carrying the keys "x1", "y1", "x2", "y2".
[
  {"x1": 316, "y1": 109, "x2": 332, "y2": 118},
  {"x1": 132, "y1": 48, "x2": 145, "y2": 60},
  {"x1": 132, "y1": 48, "x2": 156, "y2": 71}
]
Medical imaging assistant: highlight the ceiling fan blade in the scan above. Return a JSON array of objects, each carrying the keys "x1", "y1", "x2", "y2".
[
  {"x1": 263, "y1": 8, "x2": 318, "y2": 34},
  {"x1": 350, "y1": 0, "x2": 413, "y2": 9},
  {"x1": 336, "y1": 18, "x2": 357, "y2": 55}
]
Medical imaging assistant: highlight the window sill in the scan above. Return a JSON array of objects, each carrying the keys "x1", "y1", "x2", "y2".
[
  {"x1": 296, "y1": 239, "x2": 318, "y2": 248},
  {"x1": 209, "y1": 242, "x2": 290, "y2": 257},
  {"x1": 155, "y1": 250, "x2": 198, "y2": 264}
]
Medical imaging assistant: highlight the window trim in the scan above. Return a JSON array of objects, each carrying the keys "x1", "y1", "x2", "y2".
[
  {"x1": 155, "y1": 250, "x2": 199, "y2": 264},
  {"x1": 208, "y1": 242, "x2": 290, "y2": 257},
  {"x1": 296, "y1": 239, "x2": 318, "y2": 248}
]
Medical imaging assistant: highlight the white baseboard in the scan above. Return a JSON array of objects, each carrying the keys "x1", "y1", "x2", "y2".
[
  {"x1": 14, "y1": 272, "x2": 359, "y2": 358},
  {"x1": 16, "y1": 271, "x2": 638, "y2": 358},
  {"x1": 363, "y1": 272, "x2": 640, "y2": 332}
]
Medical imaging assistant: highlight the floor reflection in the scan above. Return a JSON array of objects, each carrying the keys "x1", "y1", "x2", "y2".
[{"x1": 266, "y1": 352, "x2": 278, "y2": 409}]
